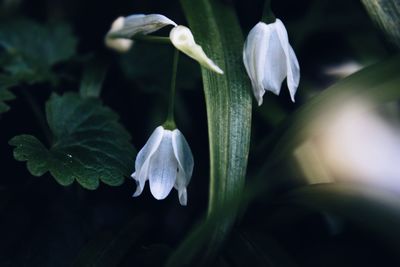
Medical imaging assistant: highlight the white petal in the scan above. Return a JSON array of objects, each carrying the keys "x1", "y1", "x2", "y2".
[
  {"x1": 243, "y1": 22, "x2": 270, "y2": 106},
  {"x1": 104, "y1": 17, "x2": 133, "y2": 52},
  {"x1": 105, "y1": 14, "x2": 176, "y2": 52},
  {"x1": 275, "y1": 19, "x2": 300, "y2": 102},
  {"x1": 170, "y1": 25, "x2": 224, "y2": 74},
  {"x1": 172, "y1": 129, "x2": 194, "y2": 182},
  {"x1": 131, "y1": 126, "x2": 164, "y2": 197},
  {"x1": 177, "y1": 187, "x2": 187, "y2": 206},
  {"x1": 262, "y1": 23, "x2": 287, "y2": 96},
  {"x1": 172, "y1": 129, "x2": 193, "y2": 206},
  {"x1": 148, "y1": 130, "x2": 178, "y2": 200},
  {"x1": 107, "y1": 14, "x2": 176, "y2": 38}
]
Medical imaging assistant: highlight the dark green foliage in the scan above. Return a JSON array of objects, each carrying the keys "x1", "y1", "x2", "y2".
[
  {"x1": 0, "y1": 18, "x2": 77, "y2": 113},
  {"x1": 0, "y1": 87, "x2": 16, "y2": 114},
  {"x1": 9, "y1": 93, "x2": 135, "y2": 189}
]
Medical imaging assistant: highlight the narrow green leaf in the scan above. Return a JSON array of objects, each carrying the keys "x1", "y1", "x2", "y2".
[
  {"x1": 361, "y1": 0, "x2": 400, "y2": 48},
  {"x1": 80, "y1": 61, "x2": 107, "y2": 98},
  {"x1": 168, "y1": 0, "x2": 252, "y2": 265},
  {"x1": 9, "y1": 93, "x2": 135, "y2": 189}
]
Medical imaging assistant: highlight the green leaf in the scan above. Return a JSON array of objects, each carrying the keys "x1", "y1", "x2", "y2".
[
  {"x1": 0, "y1": 18, "x2": 76, "y2": 85},
  {"x1": 168, "y1": 0, "x2": 252, "y2": 265},
  {"x1": 0, "y1": 87, "x2": 16, "y2": 114},
  {"x1": 0, "y1": 18, "x2": 77, "y2": 68},
  {"x1": 0, "y1": 74, "x2": 19, "y2": 114},
  {"x1": 263, "y1": 55, "x2": 400, "y2": 169},
  {"x1": 9, "y1": 93, "x2": 135, "y2": 189},
  {"x1": 361, "y1": 0, "x2": 400, "y2": 48},
  {"x1": 0, "y1": 18, "x2": 77, "y2": 114},
  {"x1": 80, "y1": 61, "x2": 108, "y2": 98}
]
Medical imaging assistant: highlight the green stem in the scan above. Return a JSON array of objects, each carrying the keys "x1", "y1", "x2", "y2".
[
  {"x1": 133, "y1": 35, "x2": 171, "y2": 45},
  {"x1": 163, "y1": 49, "x2": 179, "y2": 130},
  {"x1": 21, "y1": 90, "x2": 52, "y2": 145},
  {"x1": 262, "y1": 0, "x2": 276, "y2": 23}
]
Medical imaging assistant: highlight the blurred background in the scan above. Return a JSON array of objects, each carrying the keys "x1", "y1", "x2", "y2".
[{"x1": 0, "y1": 0, "x2": 399, "y2": 266}]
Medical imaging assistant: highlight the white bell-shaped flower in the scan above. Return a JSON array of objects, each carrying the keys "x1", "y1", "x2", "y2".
[
  {"x1": 243, "y1": 19, "x2": 300, "y2": 106},
  {"x1": 170, "y1": 25, "x2": 224, "y2": 74},
  {"x1": 132, "y1": 126, "x2": 194, "y2": 206},
  {"x1": 105, "y1": 14, "x2": 177, "y2": 52}
]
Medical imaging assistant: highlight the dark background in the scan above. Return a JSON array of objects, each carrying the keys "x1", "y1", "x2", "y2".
[{"x1": 0, "y1": 0, "x2": 397, "y2": 266}]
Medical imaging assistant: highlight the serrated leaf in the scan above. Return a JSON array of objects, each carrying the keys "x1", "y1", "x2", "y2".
[{"x1": 9, "y1": 93, "x2": 135, "y2": 190}]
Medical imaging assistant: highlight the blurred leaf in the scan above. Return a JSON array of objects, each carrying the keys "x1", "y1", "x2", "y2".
[
  {"x1": 361, "y1": 0, "x2": 400, "y2": 48},
  {"x1": 222, "y1": 230, "x2": 297, "y2": 267},
  {"x1": 0, "y1": 87, "x2": 16, "y2": 114},
  {"x1": 168, "y1": 1, "x2": 253, "y2": 264},
  {"x1": 167, "y1": 202, "x2": 238, "y2": 267},
  {"x1": 73, "y1": 215, "x2": 148, "y2": 267},
  {"x1": 0, "y1": 18, "x2": 77, "y2": 114},
  {"x1": 80, "y1": 61, "x2": 107, "y2": 98},
  {"x1": 263, "y1": 55, "x2": 400, "y2": 169},
  {"x1": 120, "y1": 42, "x2": 200, "y2": 93},
  {"x1": 9, "y1": 92, "x2": 135, "y2": 190},
  {"x1": 0, "y1": 74, "x2": 19, "y2": 114},
  {"x1": 270, "y1": 184, "x2": 400, "y2": 249},
  {"x1": 0, "y1": 18, "x2": 77, "y2": 70}
]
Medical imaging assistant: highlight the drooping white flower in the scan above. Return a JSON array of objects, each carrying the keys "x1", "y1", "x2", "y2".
[
  {"x1": 105, "y1": 14, "x2": 177, "y2": 52},
  {"x1": 170, "y1": 25, "x2": 224, "y2": 74},
  {"x1": 132, "y1": 126, "x2": 194, "y2": 206},
  {"x1": 243, "y1": 19, "x2": 300, "y2": 106}
]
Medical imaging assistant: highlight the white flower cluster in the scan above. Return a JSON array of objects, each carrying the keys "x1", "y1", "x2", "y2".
[{"x1": 105, "y1": 13, "x2": 300, "y2": 205}]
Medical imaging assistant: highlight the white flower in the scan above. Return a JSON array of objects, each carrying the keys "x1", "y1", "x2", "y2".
[
  {"x1": 105, "y1": 14, "x2": 177, "y2": 52},
  {"x1": 243, "y1": 19, "x2": 300, "y2": 106},
  {"x1": 170, "y1": 25, "x2": 224, "y2": 74},
  {"x1": 132, "y1": 126, "x2": 194, "y2": 206}
]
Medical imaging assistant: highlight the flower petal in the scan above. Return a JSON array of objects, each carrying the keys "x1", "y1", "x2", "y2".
[
  {"x1": 107, "y1": 14, "x2": 176, "y2": 39},
  {"x1": 275, "y1": 19, "x2": 300, "y2": 102},
  {"x1": 172, "y1": 129, "x2": 194, "y2": 184},
  {"x1": 105, "y1": 14, "x2": 176, "y2": 52},
  {"x1": 148, "y1": 130, "x2": 177, "y2": 200},
  {"x1": 170, "y1": 25, "x2": 224, "y2": 74},
  {"x1": 172, "y1": 129, "x2": 193, "y2": 206},
  {"x1": 132, "y1": 126, "x2": 164, "y2": 197},
  {"x1": 105, "y1": 17, "x2": 134, "y2": 53},
  {"x1": 262, "y1": 23, "x2": 287, "y2": 97},
  {"x1": 243, "y1": 22, "x2": 270, "y2": 106},
  {"x1": 177, "y1": 187, "x2": 187, "y2": 206}
]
